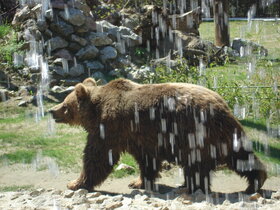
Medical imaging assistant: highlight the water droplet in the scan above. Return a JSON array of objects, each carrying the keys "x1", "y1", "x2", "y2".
[
  {"x1": 153, "y1": 158, "x2": 156, "y2": 171},
  {"x1": 169, "y1": 133, "x2": 175, "y2": 154},
  {"x1": 108, "y1": 149, "x2": 113, "y2": 166},
  {"x1": 161, "y1": 119, "x2": 167, "y2": 133},
  {"x1": 64, "y1": 4, "x2": 70, "y2": 20},
  {"x1": 188, "y1": 133, "x2": 196, "y2": 149},
  {"x1": 233, "y1": 132, "x2": 240, "y2": 152},
  {"x1": 62, "y1": 58, "x2": 69, "y2": 74},
  {"x1": 100, "y1": 124, "x2": 105, "y2": 139},
  {"x1": 210, "y1": 144, "x2": 217, "y2": 159},
  {"x1": 149, "y1": 107, "x2": 155, "y2": 120}
]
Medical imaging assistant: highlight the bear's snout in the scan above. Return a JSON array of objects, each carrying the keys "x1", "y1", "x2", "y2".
[{"x1": 48, "y1": 104, "x2": 65, "y2": 123}]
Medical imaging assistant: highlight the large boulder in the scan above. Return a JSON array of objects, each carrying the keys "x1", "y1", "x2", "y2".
[
  {"x1": 59, "y1": 8, "x2": 86, "y2": 26},
  {"x1": 89, "y1": 32, "x2": 113, "y2": 47},
  {"x1": 49, "y1": 37, "x2": 69, "y2": 51},
  {"x1": 232, "y1": 38, "x2": 268, "y2": 57},
  {"x1": 76, "y1": 45, "x2": 99, "y2": 60},
  {"x1": 50, "y1": 20, "x2": 74, "y2": 37}
]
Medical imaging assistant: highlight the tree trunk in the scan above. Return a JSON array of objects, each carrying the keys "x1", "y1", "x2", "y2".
[{"x1": 213, "y1": 0, "x2": 230, "y2": 47}]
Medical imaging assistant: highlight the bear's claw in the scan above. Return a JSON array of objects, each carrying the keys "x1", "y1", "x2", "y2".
[
  {"x1": 67, "y1": 179, "x2": 84, "y2": 191},
  {"x1": 128, "y1": 177, "x2": 144, "y2": 189}
]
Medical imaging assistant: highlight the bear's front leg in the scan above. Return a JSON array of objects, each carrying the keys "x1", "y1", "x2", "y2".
[
  {"x1": 68, "y1": 134, "x2": 120, "y2": 191},
  {"x1": 67, "y1": 173, "x2": 86, "y2": 191},
  {"x1": 128, "y1": 146, "x2": 162, "y2": 191}
]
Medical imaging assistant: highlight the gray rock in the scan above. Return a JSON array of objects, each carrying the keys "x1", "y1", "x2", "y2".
[
  {"x1": 100, "y1": 46, "x2": 117, "y2": 63},
  {"x1": 29, "y1": 189, "x2": 44, "y2": 197},
  {"x1": 12, "y1": 6, "x2": 32, "y2": 26},
  {"x1": 86, "y1": 192, "x2": 101, "y2": 199},
  {"x1": 96, "y1": 20, "x2": 118, "y2": 32},
  {"x1": 72, "y1": 196, "x2": 87, "y2": 205},
  {"x1": 68, "y1": 0, "x2": 91, "y2": 15},
  {"x1": 18, "y1": 101, "x2": 28, "y2": 107},
  {"x1": 51, "y1": 86, "x2": 64, "y2": 93},
  {"x1": 108, "y1": 69, "x2": 121, "y2": 77},
  {"x1": 49, "y1": 37, "x2": 68, "y2": 51},
  {"x1": 94, "y1": 195, "x2": 108, "y2": 204},
  {"x1": 84, "y1": 16, "x2": 97, "y2": 32},
  {"x1": 122, "y1": 17, "x2": 139, "y2": 30},
  {"x1": 71, "y1": 34, "x2": 87, "y2": 46},
  {"x1": 44, "y1": 29, "x2": 53, "y2": 37},
  {"x1": 74, "y1": 189, "x2": 88, "y2": 196},
  {"x1": 50, "y1": 1, "x2": 64, "y2": 9},
  {"x1": 272, "y1": 191, "x2": 280, "y2": 200},
  {"x1": 37, "y1": 20, "x2": 48, "y2": 32},
  {"x1": 54, "y1": 49, "x2": 73, "y2": 60},
  {"x1": 76, "y1": 24, "x2": 90, "y2": 33},
  {"x1": 31, "y1": 4, "x2": 42, "y2": 13},
  {"x1": 64, "y1": 86, "x2": 75, "y2": 92},
  {"x1": 105, "y1": 201, "x2": 123, "y2": 209},
  {"x1": 127, "y1": 66, "x2": 151, "y2": 81},
  {"x1": 92, "y1": 72, "x2": 107, "y2": 84},
  {"x1": 76, "y1": 45, "x2": 99, "y2": 60},
  {"x1": 107, "y1": 26, "x2": 142, "y2": 47},
  {"x1": 85, "y1": 61, "x2": 104, "y2": 71},
  {"x1": 69, "y1": 64, "x2": 85, "y2": 77},
  {"x1": 51, "y1": 189, "x2": 62, "y2": 195},
  {"x1": 18, "y1": 86, "x2": 30, "y2": 97},
  {"x1": 116, "y1": 163, "x2": 134, "y2": 172},
  {"x1": 52, "y1": 66, "x2": 67, "y2": 77},
  {"x1": 45, "y1": 9, "x2": 54, "y2": 20},
  {"x1": 89, "y1": 32, "x2": 113, "y2": 47},
  {"x1": 53, "y1": 58, "x2": 64, "y2": 65},
  {"x1": 59, "y1": 8, "x2": 86, "y2": 26},
  {"x1": 68, "y1": 42, "x2": 82, "y2": 52},
  {"x1": 232, "y1": 38, "x2": 268, "y2": 57},
  {"x1": 0, "y1": 89, "x2": 9, "y2": 102},
  {"x1": 50, "y1": 20, "x2": 74, "y2": 37}
]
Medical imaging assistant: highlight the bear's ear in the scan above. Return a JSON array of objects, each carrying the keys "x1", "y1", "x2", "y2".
[
  {"x1": 83, "y1": 78, "x2": 97, "y2": 86},
  {"x1": 75, "y1": 83, "x2": 89, "y2": 100}
]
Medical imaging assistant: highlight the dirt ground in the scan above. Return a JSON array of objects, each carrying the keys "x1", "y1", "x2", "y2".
[{"x1": 1, "y1": 163, "x2": 279, "y2": 196}]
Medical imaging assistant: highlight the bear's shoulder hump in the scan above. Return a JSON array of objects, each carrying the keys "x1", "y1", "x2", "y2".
[{"x1": 106, "y1": 78, "x2": 138, "y2": 91}]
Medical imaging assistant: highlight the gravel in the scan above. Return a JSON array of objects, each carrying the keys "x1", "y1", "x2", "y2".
[{"x1": 1, "y1": 188, "x2": 280, "y2": 210}]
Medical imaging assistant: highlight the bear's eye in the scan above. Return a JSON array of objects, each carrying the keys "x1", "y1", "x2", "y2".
[
  {"x1": 64, "y1": 107, "x2": 69, "y2": 114},
  {"x1": 62, "y1": 104, "x2": 69, "y2": 114}
]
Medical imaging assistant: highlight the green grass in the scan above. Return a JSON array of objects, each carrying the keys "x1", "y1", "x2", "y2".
[
  {"x1": 0, "y1": 102, "x2": 137, "y2": 175},
  {"x1": 198, "y1": 21, "x2": 280, "y2": 119},
  {"x1": 0, "y1": 25, "x2": 11, "y2": 39},
  {"x1": 1, "y1": 150, "x2": 36, "y2": 164},
  {"x1": 0, "y1": 25, "x2": 23, "y2": 63},
  {"x1": 0, "y1": 185, "x2": 34, "y2": 192}
]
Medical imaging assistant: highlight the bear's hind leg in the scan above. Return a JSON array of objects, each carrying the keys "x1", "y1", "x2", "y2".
[
  {"x1": 183, "y1": 164, "x2": 211, "y2": 194},
  {"x1": 128, "y1": 148, "x2": 162, "y2": 191},
  {"x1": 227, "y1": 149, "x2": 267, "y2": 194}
]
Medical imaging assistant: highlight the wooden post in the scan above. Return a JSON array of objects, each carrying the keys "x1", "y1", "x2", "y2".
[{"x1": 213, "y1": 0, "x2": 230, "y2": 47}]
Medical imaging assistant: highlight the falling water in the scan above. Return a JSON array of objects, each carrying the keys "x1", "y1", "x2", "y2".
[
  {"x1": 64, "y1": 4, "x2": 70, "y2": 20},
  {"x1": 108, "y1": 149, "x2": 113, "y2": 166},
  {"x1": 62, "y1": 58, "x2": 69, "y2": 74}
]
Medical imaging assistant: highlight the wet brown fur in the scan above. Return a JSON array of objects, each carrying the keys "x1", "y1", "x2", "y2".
[{"x1": 50, "y1": 78, "x2": 267, "y2": 194}]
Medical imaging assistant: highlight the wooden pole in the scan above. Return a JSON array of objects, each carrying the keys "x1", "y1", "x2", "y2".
[{"x1": 213, "y1": 0, "x2": 230, "y2": 47}]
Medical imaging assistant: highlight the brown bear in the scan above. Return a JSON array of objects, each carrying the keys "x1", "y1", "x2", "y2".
[{"x1": 49, "y1": 78, "x2": 267, "y2": 194}]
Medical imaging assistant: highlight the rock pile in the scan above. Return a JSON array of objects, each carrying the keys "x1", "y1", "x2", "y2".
[
  {"x1": 12, "y1": 0, "x2": 142, "y2": 86},
  {"x1": 1, "y1": 188, "x2": 280, "y2": 210}
]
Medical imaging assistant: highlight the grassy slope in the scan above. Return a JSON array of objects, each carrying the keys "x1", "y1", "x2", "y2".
[{"x1": 200, "y1": 20, "x2": 280, "y2": 167}]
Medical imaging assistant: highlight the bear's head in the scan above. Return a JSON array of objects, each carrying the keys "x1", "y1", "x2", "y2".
[{"x1": 49, "y1": 78, "x2": 97, "y2": 126}]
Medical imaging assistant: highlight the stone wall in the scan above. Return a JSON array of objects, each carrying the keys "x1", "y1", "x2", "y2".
[{"x1": 12, "y1": 0, "x2": 142, "y2": 86}]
